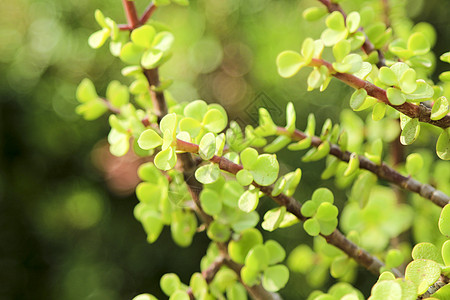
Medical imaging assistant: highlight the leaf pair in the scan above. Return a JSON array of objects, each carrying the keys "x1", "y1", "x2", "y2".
[{"x1": 120, "y1": 25, "x2": 174, "y2": 69}]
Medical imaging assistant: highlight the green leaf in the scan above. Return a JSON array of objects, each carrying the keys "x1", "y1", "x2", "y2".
[
  {"x1": 120, "y1": 42, "x2": 145, "y2": 65},
  {"x1": 250, "y1": 154, "x2": 279, "y2": 186},
  {"x1": 169, "y1": 290, "x2": 189, "y2": 300},
  {"x1": 107, "y1": 80, "x2": 129, "y2": 107},
  {"x1": 276, "y1": 51, "x2": 306, "y2": 78},
  {"x1": 437, "y1": 129, "x2": 450, "y2": 160},
  {"x1": 131, "y1": 25, "x2": 156, "y2": 48},
  {"x1": 301, "y1": 200, "x2": 318, "y2": 217},
  {"x1": 439, "y1": 204, "x2": 450, "y2": 237},
  {"x1": 303, "y1": 218, "x2": 320, "y2": 236},
  {"x1": 132, "y1": 294, "x2": 158, "y2": 300},
  {"x1": 321, "y1": 28, "x2": 348, "y2": 47},
  {"x1": 312, "y1": 188, "x2": 334, "y2": 204},
  {"x1": 88, "y1": 28, "x2": 110, "y2": 49},
  {"x1": 346, "y1": 12, "x2": 360, "y2": 33},
  {"x1": 109, "y1": 131, "x2": 130, "y2": 156},
  {"x1": 379, "y1": 67, "x2": 398, "y2": 86},
  {"x1": 302, "y1": 6, "x2": 328, "y2": 21},
  {"x1": 241, "y1": 265, "x2": 260, "y2": 286},
  {"x1": 385, "y1": 249, "x2": 404, "y2": 268},
  {"x1": 161, "y1": 273, "x2": 181, "y2": 296},
  {"x1": 330, "y1": 255, "x2": 350, "y2": 278},
  {"x1": 190, "y1": 273, "x2": 208, "y2": 299},
  {"x1": 298, "y1": 40, "x2": 313, "y2": 67},
  {"x1": 263, "y1": 135, "x2": 291, "y2": 153},
  {"x1": 179, "y1": 117, "x2": 202, "y2": 138},
  {"x1": 412, "y1": 243, "x2": 444, "y2": 264},
  {"x1": 405, "y1": 259, "x2": 441, "y2": 294},
  {"x1": 333, "y1": 39, "x2": 351, "y2": 62},
  {"x1": 432, "y1": 284, "x2": 450, "y2": 300},
  {"x1": 387, "y1": 88, "x2": 406, "y2": 106},
  {"x1": 245, "y1": 244, "x2": 270, "y2": 271},
  {"x1": 285, "y1": 102, "x2": 296, "y2": 133},
  {"x1": 400, "y1": 118, "x2": 420, "y2": 145},
  {"x1": 227, "y1": 283, "x2": 247, "y2": 300},
  {"x1": 154, "y1": 147, "x2": 177, "y2": 171},
  {"x1": 141, "y1": 49, "x2": 164, "y2": 69},
  {"x1": 207, "y1": 221, "x2": 231, "y2": 242},
  {"x1": 441, "y1": 52, "x2": 450, "y2": 63},
  {"x1": 76, "y1": 78, "x2": 98, "y2": 103},
  {"x1": 262, "y1": 207, "x2": 286, "y2": 232},
  {"x1": 405, "y1": 153, "x2": 423, "y2": 175},
  {"x1": 228, "y1": 228, "x2": 263, "y2": 264},
  {"x1": 236, "y1": 169, "x2": 254, "y2": 186},
  {"x1": 326, "y1": 11, "x2": 346, "y2": 31},
  {"x1": 350, "y1": 89, "x2": 368, "y2": 111},
  {"x1": 138, "y1": 129, "x2": 163, "y2": 150},
  {"x1": 152, "y1": 31, "x2": 174, "y2": 52},
  {"x1": 372, "y1": 102, "x2": 387, "y2": 121},
  {"x1": 431, "y1": 96, "x2": 450, "y2": 120},
  {"x1": 240, "y1": 148, "x2": 259, "y2": 170},
  {"x1": 407, "y1": 32, "x2": 430, "y2": 56},
  {"x1": 370, "y1": 280, "x2": 402, "y2": 300},
  {"x1": 94, "y1": 9, "x2": 108, "y2": 28},
  {"x1": 318, "y1": 218, "x2": 338, "y2": 235},
  {"x1": 200, "y1": 189, "x2": 222, "y2": 215},
  {"x1": 184, "y1": 100, "x2": 208, "y2": 121},
  {"x1": 333, "y1": 54, "x2": 362, "y2": 73},
  {"x1": 255, "y1": 108, "x2": 278, "y2": 136},
  {"x1": 141, "y1": 211, "x2": 164, "y2": 243},
  {"x1": 262, "y1": 265, "x2": 289, "y2": 292},
  {"x1": 195, "y1": 163, "x2": 221, "y2": 184},
  {"x1": 238, "y1": 189, "x2": 260, "y2": 213},
  {"x1": 203, "y1": 108, "x2": 227, "y2": 133},
  {"x1": 199, "y1": 132, "x2": 216, "y2": 160},
  {"x1": 442, "y1": 240, "x2": 450, "y2": 266},
  {"x1": 315, "y1": 202, "x2": 339, "y2": 221},
  {"x1": 343, "y1": 152, "x2": 359, "y2": 177},
  {"x1": 265, "y1": 240, "x2": 286, "y2": 265},
  {"x1": 399, "y1": 69, "x2": 417, "y2": 94}
]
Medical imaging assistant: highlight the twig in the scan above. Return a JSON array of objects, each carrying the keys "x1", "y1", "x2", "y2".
[
  {"x1": 275, "y1": 127, "x2": 450, "y2": 208},
  {"x1": 143, "y1": 68, "x2": 168, "y2": 119},
  {"x1": 175, "y1": 139, "x2": 403, "y2": 277},
  {"x1": 140, "y1": 2, "x2": 157, "y2": 25},
  {"x1": 121, "y1": 0, "x2": 141, "y2": 29},
  {"x1": 310, "y1": 58, "x2": 450, "y2": 129}
]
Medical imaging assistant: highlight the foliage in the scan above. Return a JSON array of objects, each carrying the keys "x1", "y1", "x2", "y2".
[{"x1": 73, "y1": 0, "x2": 450, "y2": 299}]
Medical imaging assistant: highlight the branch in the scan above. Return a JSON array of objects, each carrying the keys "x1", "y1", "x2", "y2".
[
  {"x1": 143, "y1": 68, "x2": 168, "y2": 119},
  {"x1": 186, "y1": 256, "x2": 225, "y2": 299},
  {"x1": 310, "y1": 58, "x2": 450, "y2": 129},
  {"x1": 275, "y1": 127, "x2": 450, "y2": 208},
  {"x1": 140, "y1": 2, "x2": 157, "y2": 25},
  {"x1": 121, "y1": 0, "x2": 141, "y2": 29},
  {"x1": 316, "y1": 0, "x2": 386, "y2": 67},
  {"x1": 176, "y1": 139, "x2": 403, "y2": 277}
]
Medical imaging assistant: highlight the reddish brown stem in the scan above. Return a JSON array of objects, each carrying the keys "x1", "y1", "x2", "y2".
[
  {"x1": 121, "y1": 0, "x2": 141, "y2": 29},
  {"x1": 140, "y1": 2, "x2": 157, "y2": 24},
  {"x1": 310, "y1": 58, "x2": 450, "y2": 129},
  {"x1": 143, "y1": 68, "x2": 168, "y2": 119}
]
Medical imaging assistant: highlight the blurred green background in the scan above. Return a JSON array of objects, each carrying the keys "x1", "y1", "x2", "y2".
[{"x1": 1, "y1": 0, "x2": 449, "y2": 299}]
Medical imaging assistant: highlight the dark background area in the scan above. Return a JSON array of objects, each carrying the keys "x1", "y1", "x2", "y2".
[{"x1": 0, "y1": 0, "x2": 449, "y2": 299}]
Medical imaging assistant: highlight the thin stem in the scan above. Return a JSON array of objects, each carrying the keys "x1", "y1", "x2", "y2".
[
  {"x1": 381, "y1": 0, "x2": 391, "y2": 27},
  {"x1": 316, "y1": 0, "x2": 386, "y2": 67},
  {"x1": 175, "y1": 139, "x2": 403, "y2": 277},
  {"x1": 140, "y1": 2, "x2": 157, "y2": 24},
  {"x1": 310, "y1": 58, "x2": 450, "y2": 129},
  {"x1": 275, "y1": 126, "x2": 450, "y2": 208},
  {"x1": 121, "y1": 0, "x2": 140, "y2": 29},
  {"x1": 144, "y1": 68, "x2": 168, "y2": 119}
]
